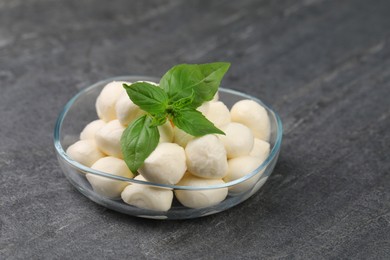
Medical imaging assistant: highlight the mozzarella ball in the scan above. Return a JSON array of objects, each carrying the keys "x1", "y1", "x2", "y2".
[
  {"x1": 158, "y1": 121, "x2": 174, "y2": 143},
  {"x1": 219, "y1": 123, "x2": 254, "y2": 159},
  {"x1": 197, "y1": 101, "x2": 210, "y2": 114},
  {"x1": 173, "y1": 127, "x2": 194, "y2": 148},
  {"x1": 204, "y1": 101, "x2": 231, "y2": 128},
  {"x1": 95, "y1": 120, "x2": 125, "y2": 158},
  {"x1": 230, "y1": 99, "x2": 271, "y2": 141},
  {"x1": 66, "y1": 140, "x2": 104, "y2": 167},
  {"x1": 121, "y1": 175, "x2": 173, "y2": 211},
  {"x1": 80, "y1": 120, "x2": 106, "y2": 140},
  {"x1": 175, "y1": 173, "x2": 228, "y2": 209},
  {"x1": 250, "y1": 138, "x2": 270, "y2": 162},
  {"x1": 87, "y1": 156, "x2": 133, "y2": 198},
  {"x1": 115, "y1": 92, "x2": 145, "y2": 126},
  {"x1": 139, "y1": 143, "x2": 186, "y2": 185},
  {"x1": 95, "y1": 81, "x2": 129, "y2": 122},
  {"x1": 185, "y1": 135, "x2": 228, "y2": 179},
  {"x1": 224, "y1": 156, "x2": 264, "y2": 194}
]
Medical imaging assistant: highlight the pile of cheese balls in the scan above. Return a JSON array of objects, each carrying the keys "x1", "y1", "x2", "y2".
[{"x1": 67, "y1": 81, "x2": 271, "y2": 211}]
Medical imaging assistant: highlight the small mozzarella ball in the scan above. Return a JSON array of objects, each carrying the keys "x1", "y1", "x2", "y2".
[
  {"x1": 173, "y1": 127, "x2": 194, "y2": 148},
  {"x1": 219, "y1": 123, "x2": 254, "y2": 159},
  {"x1": 95, "y1": 81, "x2": 128, "y2": 122},
  {"x1": 197, "y1": 101, "x2": 210, "y2": 114},
  {"x1": 175, "y1": 173, "x2": 228, "y2": 209},
  {"x1": 87, "y1": 156, "x2": 134, "y2": 198},
  {"x1": 158, "y1": 121, "x2": 174, "y2": 143},
  {"x1": 249, "y1": 138, "x2": 270, "y2": 162},
  {"x1": 205, "y1": 101, "x2": 231, "y2": 128},
  {"x1": 95, "y1": 120, "x2": 125, "y2": 158},
  {"x1": 115, "y1": 93, "x2": 145, "y2": 126},
  {"x1": 230, "y1": 99, "x2": 271, "y2": 141},
  {"x1": 121, "y1": 175, "x2": 173, "y2": 211},
  {"x1": 139, "y1": 143, "x2": 186, "y2": 185},
  {"x1": 80, "y1": 120, "x2": 106, "y2": 140},
  {"x1": 185, "y1": 135, "x2": 228, "y2": 179},
  {"x1": 66, "y1": 140, "x2": 104, "y2": 167},
  {"x1": 224, "y1": 156, "x2": 264, "y2": 194}
]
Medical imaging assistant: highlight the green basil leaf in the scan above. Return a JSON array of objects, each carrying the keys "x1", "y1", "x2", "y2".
[
  {"x1": 121, "y1": 115, "x2": 160, "y2": 173},
  {"x1": 150, "y1": 113, "x2": 167, "y2": 127},
  {"x1": 172, "y1": 90, "x2": 195, "y2": 110},
  {"x1": 173, "y1": 109, "x2": 225, "y2": 137},
  {"x1": 160, "y1": 62, "x2": 230, "y2": 108},
  {"x1": 123, "y1": 82, "x2": 168, "y2": 114}
]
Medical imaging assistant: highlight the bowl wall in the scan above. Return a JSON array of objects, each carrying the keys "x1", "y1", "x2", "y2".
[{"x1": 54, "y1": 76, "x2": 282, "y2": 219}]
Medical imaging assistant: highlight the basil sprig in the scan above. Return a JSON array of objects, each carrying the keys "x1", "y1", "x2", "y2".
[{"x1": 121, "y1": 62, "x2": 230, "y2": 173}]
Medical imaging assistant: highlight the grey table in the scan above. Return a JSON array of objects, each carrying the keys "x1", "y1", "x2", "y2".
[{"x1": 1, "y1": 0, "x2": 389, "y2": 259}]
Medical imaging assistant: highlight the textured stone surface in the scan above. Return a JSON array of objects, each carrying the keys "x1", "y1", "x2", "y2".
[{"x1": 1, "y1": 0, "x2": 390, "y2": 259}]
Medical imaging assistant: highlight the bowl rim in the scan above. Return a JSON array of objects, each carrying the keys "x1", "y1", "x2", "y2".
[{"x1": 54, "y1": 76, "x2": 283, "y2": 190}]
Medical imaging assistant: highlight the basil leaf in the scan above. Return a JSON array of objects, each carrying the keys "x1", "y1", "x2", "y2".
[
  {"x1": 172, "y1": 90, "x2": 195, "y2": 110},
  {"x1": 121, "y1": 115, "x2": 160, "y2": 173},
  {"x1": 123, "y1": 82, "x2": 168, "y2": 114},
  {"x1": 150, "y1": 113, "x2": 167, "y2": 127},
  {"x1": 160, "y1": 62, "x2": 230, "y2": 107},
  {"x1": 173, "y1": 109, "x2": 225, "y2": 137}
]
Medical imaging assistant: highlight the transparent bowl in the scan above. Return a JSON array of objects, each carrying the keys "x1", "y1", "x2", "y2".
[{"x1": 54, "y1": 76, "x2": 282, "y2": 220}]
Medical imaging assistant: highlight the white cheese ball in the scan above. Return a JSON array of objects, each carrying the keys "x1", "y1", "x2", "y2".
[
  {"x1": 230, "y1": 99, "x2": 271, "y2": 141},
  {"x1": 173, "y1": 127, "x2": 194, "y2": 148},
  {"x1": 95, "y1": 81, "x2": 128, "y2": 122},
  {"x1": 185, "y1": 135, "x2": 228, "y2": 179},
  {"x1": 175, "y1": 173, "x2": 228, "y2": 209},
  {"x1": 250, "y1": 138, "x2": 270, "y2": 162},
  {"x1": 219, "y1": 123, "x2": 254, "y2": 159},
  {"x1": 223, "y1": 156, "x2": 264, "y2": 194},
  {"x1": 121, "y1": 175, "x2": 173, "y2": 211},
  {"x1": 204, "y1": 101, "x2": 231, "y2": 128},
  {"x1": 80, "y1": 119, "x2": 106, "y2": 140},
  {"x1": 95, "y1": 119, "x2": 125, "y2": 158},
  {"x1": 87, "y1": 156, "x2": 133, "y2": 198},
  {"x1": 197, "y1": 101, "x2": 210, "y2": 114},
  {"x1": 115, "y1": 92, "x2": 145, "y2": 126},
  {"x1": 66, "y1": 140, "x2": 104, "y2": 167},
  {"x1": 158, "y1": 121, "x2": 174, "y2": 143},
  {"x1": 139, "y1": 143, "x2": 186, "y2": 185}
]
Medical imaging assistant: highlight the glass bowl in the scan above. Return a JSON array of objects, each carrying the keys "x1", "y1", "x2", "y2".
[{"x1": 54, "y1": 76, "x2": 282, "y2": 219}]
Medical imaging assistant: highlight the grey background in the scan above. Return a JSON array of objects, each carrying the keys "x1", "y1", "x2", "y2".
[{"x1": 1, "y1": 0, "x2": 389, "y2": 259}]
